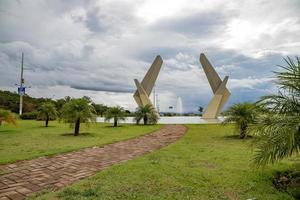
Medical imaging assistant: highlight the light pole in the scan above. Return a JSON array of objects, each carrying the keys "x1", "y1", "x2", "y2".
[{"x1": 19, "y1": 52, "x2": 24, "y2": 115}]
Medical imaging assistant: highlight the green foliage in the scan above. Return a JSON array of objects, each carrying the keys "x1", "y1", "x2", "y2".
[
  {"x1": 104, "y1": 106, "x2": 126, "y2": 127},
  {"x1": 20, "y1": 112, "x2": 38, "y2": 120},
  {"x1": 223, "y1": 102, "x2": 257, "y2": 139},
  {"x1": 0, "y1": 90, "x2": 55, "y2": 113},
  {"x1": 60, "y1": 98, "x2": 96, "y2": 135},
  {"x1": 92, "y1": 103, "x2": 109, "y2": 117},
  {"x1": 253, "y1": 56, "x2": 300, "y2": 166},
  {"x1": 0, "y1": 109, "x2": 16, "y2": 126},
  {"x1": 37, "y1": 102, "x2": 57, "y2": 127},
  {"x1": 134, "y1": 104, "x2": 159, "y2": 125},
  {"x1": 54, "y1": 96, "x2": 71, "y2": 113},
  {"x1": 251, "y1": 115, "x2": 300, "y2": 166}
]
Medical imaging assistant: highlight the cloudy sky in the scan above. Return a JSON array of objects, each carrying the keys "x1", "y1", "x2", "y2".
[{"x1": 0, "y1": 0, "x2": 299, "y2": 112}]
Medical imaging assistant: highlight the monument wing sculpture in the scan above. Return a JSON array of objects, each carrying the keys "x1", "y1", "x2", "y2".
[
  {"x1": 133, "y1": 55, "x2": 163, "y2": 111},
  {"x1": 200, "y1": 53, "x2": 230, "y2": 119}
]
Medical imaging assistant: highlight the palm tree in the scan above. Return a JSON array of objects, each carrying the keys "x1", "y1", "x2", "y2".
[
  {"x1": 60, "y1": 98, "x2": 96, "y2": 136},
  {"x1": 37, "y1": 102, "x2": 57, "y2": 127},
  {"x1": 0, "y1": 109, "x2": 16, "y2": 126},
  {"x1": 223, "y1": 102, "x2": 257, "y2": 139},
  {"x1": 134, "y1": 104, "x2": 159, "y2": 125},
  {"x1": 104, "y1": 106, "x2": 126, "y2": 127},
  {"x1": 252, "y1": 56, "x2": 300, "y2": 166},
  {"x1": 92, "y1": 103, "x2": 108, "y2": 117}
]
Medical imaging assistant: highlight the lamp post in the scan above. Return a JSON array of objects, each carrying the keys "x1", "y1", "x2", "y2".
[{"x1": 19, "y1": 52, "x2": 24, "y2": 115}]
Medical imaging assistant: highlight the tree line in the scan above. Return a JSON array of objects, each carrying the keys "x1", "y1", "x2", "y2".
[{"x1": 0, "y1": 92, "x2": 159, "y2": 135}]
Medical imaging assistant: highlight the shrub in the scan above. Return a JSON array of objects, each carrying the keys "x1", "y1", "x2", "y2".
[{"x1": 20, "y1": 112, "x2": 38, "y2": 120}]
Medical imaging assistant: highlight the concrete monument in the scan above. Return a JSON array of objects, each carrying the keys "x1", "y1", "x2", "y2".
[
  {"x1": 133, "y1": 55, "x2": 163, "y2": 111},
  {"x1": 200, "y1": 53, "x2": 230, "y2": 119}
]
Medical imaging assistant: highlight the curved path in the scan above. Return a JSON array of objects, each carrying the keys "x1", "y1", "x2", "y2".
[{"x1": 0, "y1": 125, "x2": 187, "y2": 200}]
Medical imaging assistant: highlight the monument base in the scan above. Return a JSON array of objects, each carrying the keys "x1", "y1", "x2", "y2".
[{"x1": 96, "y1": 116, "x2": 224, "y2": 124}]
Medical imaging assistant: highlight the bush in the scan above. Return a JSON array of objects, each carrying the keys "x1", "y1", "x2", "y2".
[{"x1": 20, "y1": 112, "x2": 38, "y2": 120}]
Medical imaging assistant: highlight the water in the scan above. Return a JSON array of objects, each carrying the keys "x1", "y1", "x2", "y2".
[
  {"x1": 176, "y1": 97, "x2": 183, "y2": 115},
  {"x1": 96, "y1": 116, "x2": 224, "y2": 124}
]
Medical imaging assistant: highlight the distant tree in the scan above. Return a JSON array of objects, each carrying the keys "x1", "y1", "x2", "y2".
[
  {"x1": 55, "y1": 96, "x2": 71, "y2": 111},
  {"x1": 60, "y1": 98, "x2": 96, "y2": 136},
  {"x1": 82, "y1": 96, "x2": 92, "y2": 103},
  {"x1": 0, "y1": 90, "x2": 51, "y2": 113},
  {"x1": 198, "y1": 106, "x2": 203, "y2": 114},
  {"x1": 92, "y1": 103, "x2": 109, "y2": 117},
  {"x1": 134, "y1": 104, "x2": 159, "y2": 125},
  {"x1": 223, "y1": 102, "x2": 257, "y2": 139},
  {"x1": 125, "y1": 110, "x2": 131, "y2": 115},
  {"x1": 0, "y1": 109, "x2": 16, "y2": 126},
  {"x1": 37, "y1": 102, "x2": 57, "y2": 127},
  {"x1": 104, "y1": 106, "x2": 126, "y2": 127}
]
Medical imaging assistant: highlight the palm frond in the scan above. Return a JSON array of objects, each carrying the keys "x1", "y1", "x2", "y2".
[{"x1": 251, "y1": 115, "x2": 300, "y2": 166}]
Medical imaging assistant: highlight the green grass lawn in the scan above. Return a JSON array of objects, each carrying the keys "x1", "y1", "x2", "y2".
[
  {"x1": 0, "y1": 120, "x2": 161, "y2": 164},
  {"x1": 30, "y1": 124, "x2": 298, "y2": 200}
]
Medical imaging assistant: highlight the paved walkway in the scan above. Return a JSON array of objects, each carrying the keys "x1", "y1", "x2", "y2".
[{"x1": 0, "y1": 125, "x2": 187, "y2": 200}]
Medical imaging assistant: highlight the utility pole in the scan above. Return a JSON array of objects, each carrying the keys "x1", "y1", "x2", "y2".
[{"x1": 19, "y1": 52, "x2": 24, "y2": 115}]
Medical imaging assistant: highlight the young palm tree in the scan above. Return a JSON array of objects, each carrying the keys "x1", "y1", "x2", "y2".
[
  {"x1": 252, "y1": 56, "x2": 300, "y2": 166},
  {"x1": 60, "y1": 98, "x2": 96, "y2": 136},
  {"x1": 223, "y1": 102, "x2": 256, "y2": 139},
  {"x1": 104, "y1": 106, "x2": 126, "y2": 127},
  {"x1": 134, "y1": 104, "x2": 159, "y2": 125},
  {"x1": 37, "y1": 102, "x2": 57, "y2": 127},
  {"x1": 0, "y1": 109, "x2": 16, "y2": 126},
  {"x1": 92, "y1": 103, "x2": 108, "y2": 117}
]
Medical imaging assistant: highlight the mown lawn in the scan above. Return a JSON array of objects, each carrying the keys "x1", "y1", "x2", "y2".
[
  {"x1": 30, "y1": 124, "x2": 297, "y2": 200},
  {"x1": 0, "y1": 120, "x2": 161, "y2": 164}
]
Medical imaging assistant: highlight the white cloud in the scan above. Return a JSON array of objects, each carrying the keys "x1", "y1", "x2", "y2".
[{"x1": 229, "y1": 77, "x2": 274, "y2": 90}]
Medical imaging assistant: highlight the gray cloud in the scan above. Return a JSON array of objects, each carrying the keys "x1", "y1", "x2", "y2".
[
  {"x1": 0, "y1": 0, "x2": 299, "y2": 112},
  {"x1": 70, "y1": 84, "x2": 134, "y2": 93}
]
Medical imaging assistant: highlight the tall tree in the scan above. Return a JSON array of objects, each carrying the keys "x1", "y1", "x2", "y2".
[
  {"x1": 134, "y1": 104, "x2": 159, "y2": 125},
  {"x1": 60, "y1": 98, "x2": 96, "y2": 136},
  {"x1": 104, "y1": 106, "x2": 126, "y2": 127},
  {"x1": 37, "y1": 102, "x2": 57, "y2": 127},
  {"x1": 0, "y1": 109, "x2": 16, "y2": 126},
  {"x1": 252, "y1": 56, "x2": 300, "y2": 166},
  {"x1": 223, "y1": 102, "x2": 257, "y2": 139}
]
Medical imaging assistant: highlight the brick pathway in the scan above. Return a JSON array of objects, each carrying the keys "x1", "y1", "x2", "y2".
[{"x1": 0, "y1": 125, "x2": 187, "y2": 200}]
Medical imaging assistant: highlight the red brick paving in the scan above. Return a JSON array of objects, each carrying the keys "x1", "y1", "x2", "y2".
[{"x1": 0, "y1": 125, "x2": 187, "y2": 199}]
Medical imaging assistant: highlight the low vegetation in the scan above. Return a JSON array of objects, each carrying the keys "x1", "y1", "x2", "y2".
[
  {"x1": 134, "y1": 104, "x2": 159, "y2": 125},
  {"x1": 104, "y1": 106, "x2": 126, "y2": 127},
  {"x1": 223, "y1": 102, "x2": 257, "y2": 139},
  {"x1": 37, "y1": 102, "x2": 57, "y2": 127},
  {"x1": 0, "y1": 108, "x2": 16, "y2": 126},
  {"x1": 60, "y1": 98, "x2": 96, "y2": 136}
]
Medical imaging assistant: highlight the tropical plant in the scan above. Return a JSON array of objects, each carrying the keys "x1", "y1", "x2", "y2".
[
  {"x1": 60, "y1": 98, "x2": 96, "y2": 136},
  {"x1": 223, "y1": 102, "x2": 257, "y2": 139},
  {"x1": 37, "y1": 102, "x2": 57, "y2": 127},
  {"x1": 104, "y1": 106, "x2": 126, "y2": 127},
  {"x1": 252, "y1": 56, "x2": 300, "y2": 166},
  {"x1": 0, "y1": 109, "x2": 16, "y2": 126},
  {"x1": 134, "y1": 104, "x2": 159, "y2": 125},
  {"x1": 92, "y1": 103, "x2": 109, "y2": 117}
]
